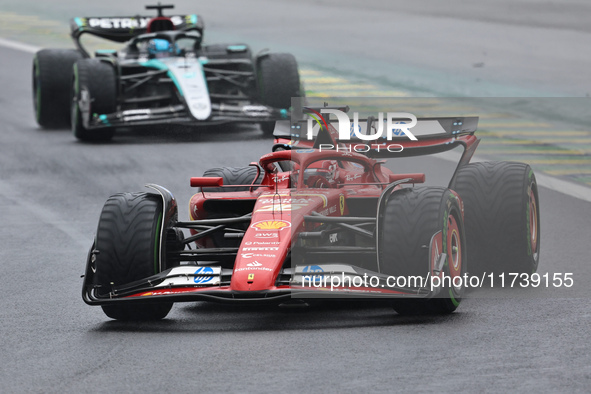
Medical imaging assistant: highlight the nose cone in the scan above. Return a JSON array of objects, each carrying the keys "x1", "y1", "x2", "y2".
[
  {"x1": 230, "y1": 219, "x2": 291, "y2": 291},
  {"x1": 229, "y1": 191, "x2": 331, "y2": 292}
]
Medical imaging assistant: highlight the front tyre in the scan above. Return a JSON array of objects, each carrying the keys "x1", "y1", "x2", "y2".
[
  {"x1": 94, "y1": 192, "x2": 172, "y2": 320},
  {"x1": 450, "y1": 161, "x2": 540, "y2": 276},
  {"x1": 379, "y1": 187, "x2": 467, "y2": 315},
  {"x1": 72, "y1": 59, "x2": 117, "y2": 141}
]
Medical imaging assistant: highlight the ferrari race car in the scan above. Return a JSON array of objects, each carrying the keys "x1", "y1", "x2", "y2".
[
  {"x1": 82, "y1": 107, "x2": 540, "y2": 320},
  {"x1": 32, "y1": 3, "x2": 302, "y2": 141}
]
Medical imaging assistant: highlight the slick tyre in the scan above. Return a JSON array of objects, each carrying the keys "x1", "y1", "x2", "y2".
[
  {"x1": 379, "y1": 187, "x2": 467, "y2": 315},
  {"x1": 256, "y1": 53, "x2": 302, "y2": 135},
  {"x1": 450, "y1": 161, "x2": 540, "y2": 276},
  {"x1": 33, "y1": 49, "x2": 83, "y2": 128},
  {"x1": 72, "y1": 59, "x2": 117, "y2": 141},
  {"x1": 201, "y1": 166, "x2": 262, "y2": 192},
  {"x1": 94, "y1": 192, "x2": 172, "y2": 321}
]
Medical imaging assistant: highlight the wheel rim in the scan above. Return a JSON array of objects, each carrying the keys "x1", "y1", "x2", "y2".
[
  {"x1": 528, "y1": 188, "x2": 539, "y2": 257},
  {"x1": 447, "y1": 214, "x2": 462, "y2": 290}
]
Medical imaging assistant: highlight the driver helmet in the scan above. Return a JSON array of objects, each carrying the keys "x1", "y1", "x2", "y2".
[{"x1": 148, "y1": 38, "x2": 173, "y2": 58}]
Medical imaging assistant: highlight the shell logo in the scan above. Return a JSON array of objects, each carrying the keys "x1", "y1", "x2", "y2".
[{"x1": 251, "y1": 220, "x2": 291, "y2": 231}]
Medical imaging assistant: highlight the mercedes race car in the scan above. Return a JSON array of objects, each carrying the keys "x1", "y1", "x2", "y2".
[
  {"x1": 33, "y1": 4, "x2": 302, "y2": 141},
  {"x1": 82, "y1": 106, "x2": 540, "y2": 320}
]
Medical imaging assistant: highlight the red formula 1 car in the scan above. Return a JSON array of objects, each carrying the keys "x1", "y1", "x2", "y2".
[{"x1": 82, "y1": 107, "x2": 540, "y2": 320}]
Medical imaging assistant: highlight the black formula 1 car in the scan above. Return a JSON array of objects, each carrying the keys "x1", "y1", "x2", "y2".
[
  {"x1": 82, "y1": 106, "x2": 541, "y2": 320},
  {"x1": 32, "y1": 3, "x2": 302, "y2": 141}
]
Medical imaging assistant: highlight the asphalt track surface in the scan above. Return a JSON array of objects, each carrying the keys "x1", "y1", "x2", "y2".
[{"x1": 1, "y1": 1, "x2": 591, "y2": 393}]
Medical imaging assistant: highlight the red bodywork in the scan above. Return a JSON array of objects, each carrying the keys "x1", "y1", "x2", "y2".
[
  {"x1": 182, "y1": 122, "x2": 478, "y2": 296},
  {"x1": 83, "y1": 118, "x2": 479, "y2": 305},
  {"x1": 189, "y1": 148, "x2": 395, "y2": 293}
]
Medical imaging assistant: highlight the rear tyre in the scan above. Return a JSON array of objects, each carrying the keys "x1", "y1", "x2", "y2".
[
  {"x1": 379, "y1": 187, "x2": 467, "y2": 315},
  {"x1": 450, "y1": 161, "x2": 540, "y2": 276},
  {"x1": 33, "y1": 49, "x2": 83, "y2": 128},
  {"x1": 256, "y1": 53, "x2": 301, "y2": 135},
  {"x1": 198, "y1": 167, "x2": 261, "y2": 248},
  {"x1": 72, "y1": 59, "x2": 117, "y2": 141},
  {"x1": 95, "y1": 192, "x2": 172, "y2": 321},
  {"x1": 201, "y1": 166, "x2": 262, "y2": 192},
  {"x1": 259, "y1": 122, "x2": 276, "y2": 136}
]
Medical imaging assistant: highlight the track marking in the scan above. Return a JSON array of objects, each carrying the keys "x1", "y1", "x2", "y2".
[
  {"x1": 476, "y1": 147, "x2": 587, "y2": 155},
  {"x1": 481, "y1": 138, "x2": 591, "y2": 145},
  {"x1": 0, "y1": 37, "x2": 39, "y2": 53},
  {"x1": 307, "y1": 90, "x2": 410, "y2": 97},
  {"x1": 544, "y1": 168, "x2": 591, "y2": 176},
  {"x1": 479, "y1": 122, "x2": 553, "y2": 128},
  {"x1": 478, "y1": 130, "x2": 591, "y2": 137},
  {"x1": 517, "y1": 159, "x2": 591, "y2": 165},
  {"x1": 303, "y1": 76, "x2": 350, "y2": 84}
]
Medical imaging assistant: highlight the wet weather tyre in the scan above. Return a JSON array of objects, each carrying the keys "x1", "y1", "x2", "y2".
[
  {"x1": 257, "y1": 53, "x2": 301, "y2": 135},
  {"x1": 94, "y1": 192, "x2": 172, "y2": 321},
  {"x1": 197, "y1": 167, "x2": 261, "y2": 248},
  {"x1": 33, "y1": 49, "x2": 83, "y2": 128},
  {"x1": 449, "y1": 161, "x2": 540, "y2": 276},
  {"x1": 201, "y1": 166, "x2": 262, "y2": 192},
  {"x1": 378, "y1": 187, "x2": 467, "y2": 315},
  {"x1": 71, "y1": 59, "x2": 117, "y2": 141}
]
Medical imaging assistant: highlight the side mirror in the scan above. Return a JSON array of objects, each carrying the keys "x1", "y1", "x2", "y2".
[{"x1": 190, "y1": 177, "x2": 223, "y2": 188}]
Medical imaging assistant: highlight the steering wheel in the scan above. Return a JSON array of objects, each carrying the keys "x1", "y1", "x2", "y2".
[{"x1": 306, "y1": 174, "x2": 331, "y2": 188}]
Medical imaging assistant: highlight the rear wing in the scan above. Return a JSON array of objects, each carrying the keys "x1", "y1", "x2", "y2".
[
  {"x1": 70, "y1": 14, "x2": 204, "y2": 45},
  {"x1": 273, "y1": 114, "x2": 479, "y2": 159}
]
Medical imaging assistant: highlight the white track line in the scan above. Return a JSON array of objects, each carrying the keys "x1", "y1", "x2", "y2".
[
  {"x1": 1, "y1": 36, "x2": 590, "y2": 203},
  {"x1": 0, "y1": 37, "x2": 39, "y2": 53},
  {"x1": 532, "y1": 173, "x2": 591, "y2": 203}
]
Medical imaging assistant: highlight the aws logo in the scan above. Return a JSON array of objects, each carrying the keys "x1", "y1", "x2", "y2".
[{"x1": 255, "y1": 232, "x2": 279, "y2": 238}]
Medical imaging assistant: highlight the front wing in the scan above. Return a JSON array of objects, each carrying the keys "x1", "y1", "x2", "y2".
[
  {"x1": 82, "y1": 262, "x2": 437, "y2": 306},
  {"x1": 85, "y1": 103, "x2": 287, "y2": 130}
]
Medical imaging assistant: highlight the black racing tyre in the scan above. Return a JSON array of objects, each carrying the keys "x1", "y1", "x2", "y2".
[
  {"x1": 449, "y1": 161, "x2": 540, "y2": 276},
  {"x1": 198, "y1": 167, "x2": 261, "y2": 248},
  {"x1": 201, "y1": 166, "x2": 262, "y2": 192},
  {"x1": 71, "y1": 59, "x2": 117, "y2": 141},
  {"x1": 95, "y1": 192, "x2": 172, "y2": 321},
  {"x1": 256, "y1": 53, "x2": 302, "y2": 135},
  {"x1": 33, "y1": 49, "x2": 83, "y2": 128},
  {"x1": 379, "y1": 187, "x2": 467, "y2": 315}
]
